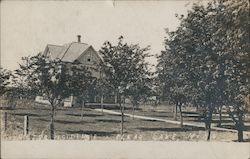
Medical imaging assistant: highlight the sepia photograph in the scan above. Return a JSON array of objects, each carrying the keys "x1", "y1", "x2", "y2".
[{"x1": 0, "y1": 0, "x2": 249, "y2": 158}]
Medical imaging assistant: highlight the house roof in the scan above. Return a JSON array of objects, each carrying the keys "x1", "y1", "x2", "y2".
[
  {"x1": 60, "y1": 42, "x2": 90, "y2": 62},
  {"x1": 46, "y1": 44, "x2": 64, "y2": 59},
  {"x1": 44, "y1": 42, "x2": 103, "y2": 63}
]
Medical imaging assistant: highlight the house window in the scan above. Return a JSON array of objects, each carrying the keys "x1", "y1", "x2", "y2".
[{"x1": 87, "y1": 58, "x2": 91, "y2": 62}]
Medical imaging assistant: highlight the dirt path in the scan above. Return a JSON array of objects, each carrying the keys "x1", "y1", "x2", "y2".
[{"x1": 94, "y1": 109, "x2": 250, "y2": 136}]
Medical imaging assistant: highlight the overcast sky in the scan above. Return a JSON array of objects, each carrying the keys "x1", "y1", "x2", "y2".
[{"x1": 1, "y1": 0, "x2": 196, "y2": 71}]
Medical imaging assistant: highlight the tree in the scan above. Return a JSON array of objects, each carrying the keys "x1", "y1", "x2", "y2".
[
  {"x1": 99, "y1": 36, "x2": 151, "y2": 135},
  {"x1": 0, "y1": 67, "x2": 11, "y2": 96},
  {"x1": 16, "y1": 53, "x2": 93, "y2": 139},
  {"x1": 126, "y1": 77, "x2": 153, "y2": 119},
  {"x1": 157, "y1": 0, "x2": 249, "y2": 141},
  {"x1": 95, "y1": 69, "x2": 113, "y2": 114},
  {"x1": 216, "y1": 0, "x2": 249, "y2": 142}
]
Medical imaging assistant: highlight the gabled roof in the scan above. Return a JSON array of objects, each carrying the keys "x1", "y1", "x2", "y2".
[
  {"x1": 46, "y1": 44, "x2": 64, "y2": 59},
  {"x1": 61, "y1": 42, "x2": 90, "y2": 62},
  {"x1": 43, "y1": 42, "x2": 103, "y2": 63}
]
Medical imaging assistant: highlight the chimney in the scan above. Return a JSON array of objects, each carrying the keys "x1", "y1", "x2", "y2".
[{"x1": 77, "y1": 35, "x2": 81, "y2": 42}]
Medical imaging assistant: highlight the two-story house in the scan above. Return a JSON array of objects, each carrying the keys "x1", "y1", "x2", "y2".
[{"x1": 35, "y1": 35, "x2": 104, "y2": 107}]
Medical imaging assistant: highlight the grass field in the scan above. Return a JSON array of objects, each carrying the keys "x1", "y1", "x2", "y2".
[
  {"x1": 122, "y1": 104, "x2": 250, "y2": 131},
  {"x1": 1, "y1": 101, "x2": 249, "y2": 141}
]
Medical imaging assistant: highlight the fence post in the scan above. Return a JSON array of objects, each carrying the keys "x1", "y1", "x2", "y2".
[
  {"x1": 24, "y1": 115, "x2": 29, "y2": 136},
  {"x1": 4, "y1": 112, "x2": 8, "y2": 132}
]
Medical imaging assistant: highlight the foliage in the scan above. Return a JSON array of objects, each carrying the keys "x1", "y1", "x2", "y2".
[
  {"x1": 99, "y1": 36, "x2": 153, "y2": 135},
  {"x1": 0, "y1": 67, "x2": 11, "y2": 96},
  {"x1": 99, "y1": 36, "x2": 153, "y2": 103},
  {"x1": 157, "y1": 0, "x2": 249, "y2": 141},
  {"x1": 15, "y1": 53, "x2": 94, "y2": 139},
  {"x1": 15, "y1": 54, "x2": 93, "y2": 106}
]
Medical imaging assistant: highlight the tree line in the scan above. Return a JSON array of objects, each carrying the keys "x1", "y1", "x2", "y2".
[{"x1": 157, "y1": 0, "x2": 249, "y2": 142}]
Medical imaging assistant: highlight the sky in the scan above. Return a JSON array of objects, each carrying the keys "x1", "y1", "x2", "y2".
[{"x1": 1, "y1": 0, "x2": 196, "y2": 71}]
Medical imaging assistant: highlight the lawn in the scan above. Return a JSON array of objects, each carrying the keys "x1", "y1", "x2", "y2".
[
  {"x1": 1, "y1": 101, "x2": 248, "y2": 141},
  {"x1": 121, "y1": 104, "x2": 250, "y2": 131}
]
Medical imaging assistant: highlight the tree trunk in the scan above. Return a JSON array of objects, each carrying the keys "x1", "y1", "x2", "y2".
[
  {"x1": 206, "y1": 111, "x2": 212, "y2": 141},
  {"x1": 217, "y1": 105, "x2": 222, "y2": 127},
  {"x1": 81, "y1": 101, "x2": 85, "y2": 120},
  {"x1": 179, "y1": 103, "x2": 183, "y2": 127},
  {"x1": 132, "y1": 102, "x2": 135, "y2": 120},
  {"x1": 54, "y1": 105, "x2": 57, "y2": 117},
  {"x1": 173, "y1": 102, "x2": 178, "y2": 121},
  {"x1": 101, "y1": 94, "x2": 104, "y2": 115},
  {"x1": 206, "y1": 104, "x2": 213, "y2": 141},
  {"x1": 207, "y1": 123, "x2": 211, "y2": 141},
  {"x1": 237, "y1": 123, "x2": 244, "y2": 142},
  {"x1": 237, "y1": 112, "x2": 244, "y2": 142},
  {"x1": 120, "y1": 96, "x2": 124, "y2": 136},
  {"x1": 50, "y1": 104, "x2": 55, "y2": 140},
  {"x1": 121, "y1": 110, "x2": 124, "y2": 136},
  {"x1": 228, "y1": 108, "x2": 244, "y2": 142},
  {"x1": 143, "y1": 101, "x2": 146, "y2": 112}
]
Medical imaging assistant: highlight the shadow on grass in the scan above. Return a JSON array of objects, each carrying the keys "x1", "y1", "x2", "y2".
[
  {"x1": 15, "y1": 106, "x2": 51, "y2": 111},
  {"x1": 55, "y1": 119, "x2": 93, "y2": 125},
  {"x1": 14, "y1": 113, "x2": 45, "y2": 117},
  {"x1": 141, "y1": 119, "x2": 165, "y2": 122},
  {"x1": 65, "y1": 130, "x2": 117, "y2": 136},
  {"x1": 65, "y1": 113, "x2": 102, "y2": 117},
  {"x1": 187, "y1": 119, "x2": 233, "y2": 124},
  {"x1": 56, "y1": 108, "x2": 92, "y2": 112},
  {"x1": 182, "y1": 111, "x2": 202, "y2": 115},
  {"x1": 96, "y1": 119, "x2": 122, "y2": 123},
  {"x1": 150, "y1": 114, "x2": 172, "y2": 118},
  {"x1": 38, "y1": 118, "x2": 93, "y2": 125},
  {"x1": 219, "y1": 124, "x2": 250, "y2": 131},
  {"x1": 245, "y1": 126, "x2": 250, "y2": 131},
  {"x1": 210, "y1": 120, "x2": 233, "y2": 124},
  {"x1": 39, "y1": 118, "x2": 50, "y2": 122},
  {"x1": 137, "y1": 126, "x2": 205, "y2": 132}
]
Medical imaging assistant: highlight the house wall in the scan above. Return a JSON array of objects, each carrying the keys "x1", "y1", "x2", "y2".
[
  {"x1": 77, "y1": 47, "x2": 102, "y2": 78},
  {"x1": 78, "y1": 47, "x2": 101, "y2": 64}
]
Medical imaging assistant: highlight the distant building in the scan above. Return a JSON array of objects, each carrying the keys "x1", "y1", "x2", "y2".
[{"x1": 35, "y1": 35, "x2": 105, "y2": 107}]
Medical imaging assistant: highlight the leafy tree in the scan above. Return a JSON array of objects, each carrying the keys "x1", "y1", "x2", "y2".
[
  {"x1": 157, "y1": 0, "x2": 249, "y2": 141},
  {"x1": 126, "y1": 77, "x2": 153, "y2": 118},
  {"x1": 95, "y1": 69, "x2": 113, "y2": 114},
  {"x1": 0, "y1": 68, "x2": 18, "y2": 109},
  {"x1": 16, "y1": 53, "x2": 93, "y2": 139},
  {"x1": 215, "y1": 0, "x2": 249, "y2": 142},
  {"x1": 0, "y1": 67, "x2": 11, "y2": 96},
  {"x1": 99, "y1": 36, "x2": 151, "y2": 135}
]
